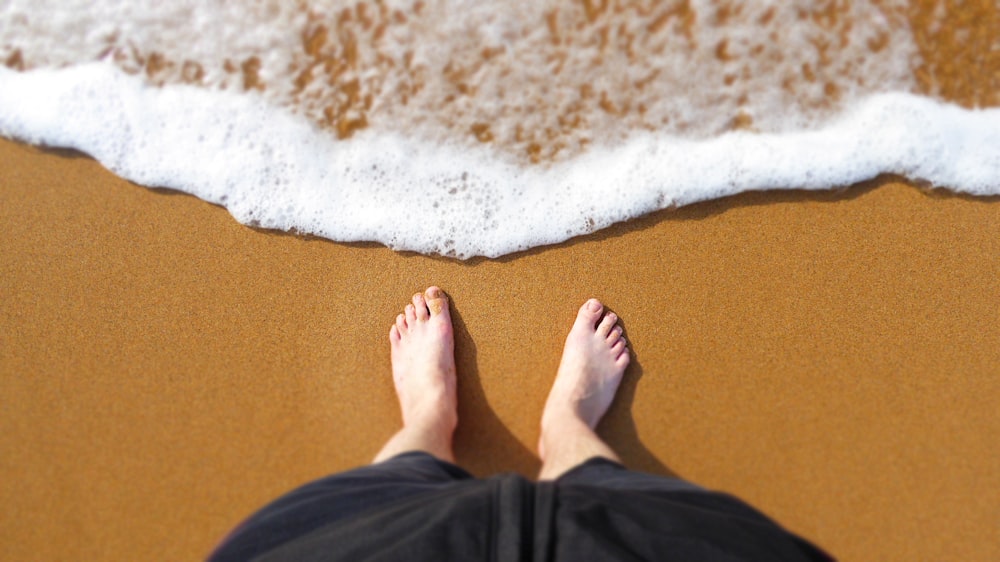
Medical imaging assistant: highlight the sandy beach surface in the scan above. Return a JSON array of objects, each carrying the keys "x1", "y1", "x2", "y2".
[{"x1": 2, "y1": 135, "x2": 998, "y2": 560}]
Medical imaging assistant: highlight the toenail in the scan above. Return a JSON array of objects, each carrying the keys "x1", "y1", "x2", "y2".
[
  {"x1": 427, "y1": 287, "x2": 441, "y2": 298},
  {"x1": 588, "y1": 299, "x2": 601, "y2": 311}
]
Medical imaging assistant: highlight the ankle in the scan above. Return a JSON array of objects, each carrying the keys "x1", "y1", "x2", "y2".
[
  {"x1": 539, "y1": 409, "x2": 588, "y2": 460},
  {"x1": 404, "y1": 400, "x2": 458, "y2": 435},
  {"x1": 541, "y1": 403, "x2": 587, "y2": 435}
]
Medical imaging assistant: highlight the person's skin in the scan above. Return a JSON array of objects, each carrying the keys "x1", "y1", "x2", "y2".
[
  {"x1": 373, "y1": 286, "x2": 458, "y2": 464},
  {"x1": 537, "y1": 297, "x2": 630, "y2": 480},
  {"x1": 373, "y1": 287, "x2": 630, "y2": 481}
]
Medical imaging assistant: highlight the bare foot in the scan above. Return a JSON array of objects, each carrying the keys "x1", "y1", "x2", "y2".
[
  {"x1": 388, "y1": 286, "x2": 457, "y2": 435},
  {"x1": 539, "y1": 299, "x2": 629, "y2": 458}
]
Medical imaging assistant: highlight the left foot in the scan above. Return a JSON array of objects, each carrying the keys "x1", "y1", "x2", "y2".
[{"x1": 389, "y1": 286, "x2": 458, "y2": 434}]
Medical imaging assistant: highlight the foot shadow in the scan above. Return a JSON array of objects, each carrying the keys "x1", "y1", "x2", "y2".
[
  {"x1": 449, "y1": 303, "x2": 540, "y2": 478},
  {"x1": 598, "y1": 353, "x2": 681, "y2": 480}
]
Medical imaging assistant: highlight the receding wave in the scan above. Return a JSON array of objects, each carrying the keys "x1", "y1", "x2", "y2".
[{"x1": 1, "y1": 1, "x2": 997, "y2": 257}]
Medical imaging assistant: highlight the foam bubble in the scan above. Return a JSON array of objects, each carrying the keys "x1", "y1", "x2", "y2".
[{"x1": 1, "y1": 63, "x2": 997, "y2": 258}]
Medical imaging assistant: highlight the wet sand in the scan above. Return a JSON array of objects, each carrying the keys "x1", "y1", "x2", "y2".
[{"x1": 1, "y1": 136, "x2": 998, "y2": 561}]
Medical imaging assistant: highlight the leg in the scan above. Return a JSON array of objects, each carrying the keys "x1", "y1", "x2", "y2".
[
  {"x1": 538, "y1": 299, "x2": 630, "y2": 481},
  {"x1": 373, "y1": 286, "x2": 459, "y2": 464}
]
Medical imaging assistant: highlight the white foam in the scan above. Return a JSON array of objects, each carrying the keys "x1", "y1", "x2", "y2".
[
  {"x1": 1, "y1": 63, "x2": 997, "y2": 258},
  {"x1": 1, "y1": 0, "x2": 921, "y2": 160}
]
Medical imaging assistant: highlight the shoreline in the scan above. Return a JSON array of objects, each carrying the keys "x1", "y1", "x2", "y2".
[{"x1": 3, "y1": 64, "x2": 998, "y2": 259}]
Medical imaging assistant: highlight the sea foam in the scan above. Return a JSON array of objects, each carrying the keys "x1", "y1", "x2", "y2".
[
  {"x1": 1, "y1": 1, "x2": 998, "y2": 257},
  {"x1": 1, "y1": 62, "x2": 998, "y2": 258}
]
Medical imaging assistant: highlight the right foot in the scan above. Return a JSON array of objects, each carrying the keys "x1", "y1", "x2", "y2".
[
  {"x1": 540, "y1": 299, "x2": 630, "y2": 454},
  {"x1": 388, "y1": 287, "x2": 458, "y2": 434}
]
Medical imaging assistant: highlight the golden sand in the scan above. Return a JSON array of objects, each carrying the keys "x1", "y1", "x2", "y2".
[{"x1": 2, "y1": 137, "x2": 999, "y2": 560}]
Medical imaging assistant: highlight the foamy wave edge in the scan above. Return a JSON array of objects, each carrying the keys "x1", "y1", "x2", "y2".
[{"x1": 2, "y1": 63, "x2": 998, "y2": 258}]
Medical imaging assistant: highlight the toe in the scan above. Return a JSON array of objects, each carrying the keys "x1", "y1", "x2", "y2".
[
  {"x1": 596, "y1": 312, "x2": 618, "y2": 337},
  {"x1": 615, "y1": 349, "x2": 631, "y2": 366},
  {"x1": 396, "y1": 313, "x2": 408, "y2": 333},
  {"x1": 405, "y1": 304, "x2": 416, "y2": 325},
  {"x1": 574, "y1": 298, "x2": 604, "y2": 329},
  {"x1": 389, "y1": 324, "x2": 401, "y2": 342},
  {"x1": 425, "y1": 286, "x2": 450, "y2": 317},
  {"x1": 607, "y1": 325, "x2": 623, "y2": 344},
  {"x1": 611, "y1": 339, "x2": 626, "y2": 355},
  {"x1": 413, "y1": 293, "x2": 430, "y2": 321}
]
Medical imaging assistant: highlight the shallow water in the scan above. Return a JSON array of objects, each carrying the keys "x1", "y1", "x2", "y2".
[{"x1": 1, "y1": 1, "x2": 998, "y2": 257}]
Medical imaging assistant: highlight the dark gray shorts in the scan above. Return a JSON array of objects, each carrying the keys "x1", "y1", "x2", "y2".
[{"x1": 210, "y1": 452, "x2": 705, "y2": 560}]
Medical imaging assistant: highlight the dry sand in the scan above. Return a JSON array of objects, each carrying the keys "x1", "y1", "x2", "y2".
[{"x1": 2, "y1": 136, "x2": 998, "y2": 560}]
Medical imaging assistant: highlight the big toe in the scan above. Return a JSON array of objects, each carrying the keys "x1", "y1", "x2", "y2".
[
  {"x1": 574, "y1": 298, "x2": 604, "y2": 330},
  {"x1": 425, "y1": 286, "x2": 450, "y2": 318}
]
